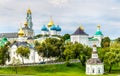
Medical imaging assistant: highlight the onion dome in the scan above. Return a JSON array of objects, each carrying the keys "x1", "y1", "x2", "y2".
[
  {"x1": 18, "y1": 28, "x2": 24, "y2": 37},
  {"x1": 95, "y1": 25, "x2": 103, "y2": 36},
  {"x1": 56, "y1": 25, "x2": 61, "y2": 31},
  {"x1": 27, "y1": 8, "x2": 31, "y2": 14},
  {"x1": 50, "y1": 25, "x2": 56, "y2": 30},
  {"x1": 47, "y1": 17, "x2": 54, "y2": 27},
  {"x1": 41, "y1": 25, "x2": 48, "y2": 31}
]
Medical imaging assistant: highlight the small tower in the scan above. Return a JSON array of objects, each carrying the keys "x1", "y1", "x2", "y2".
[
  {"x1": 94, "y1": 24, "x2": 103, "y2": 47},
  {"x1": 86, "y1": 44, "x2": 104, "y2": 75}
]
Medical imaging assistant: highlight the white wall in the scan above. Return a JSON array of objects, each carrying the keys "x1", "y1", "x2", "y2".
[
  {"x1": 71, "y1": 35, "x2": 89, "y2": 45},
  {"x1": 86, "y1": 64, "x2": 104, "y2": 75}
]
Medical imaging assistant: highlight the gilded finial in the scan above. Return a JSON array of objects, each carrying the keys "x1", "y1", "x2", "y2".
[
  {"x1": 47, "y1": 16, "x2": 54, "y2": 27},
  {"x1": 79, "y1": 25, "x2": 84, "y2": 30},
  {"x1": 97, "y1": 24, "x2": 101, "y2": 29}
]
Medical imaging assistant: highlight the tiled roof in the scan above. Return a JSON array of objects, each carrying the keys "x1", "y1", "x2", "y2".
[
  {"x1": 0, "y1": 33, "x2": 18, "y2": 38},
  {"x1": 86, "y1": 58, "x2": 102, "y2": 64},
  {"x1": 72, "y1": 27, "x2": 88, "y2": 35}
]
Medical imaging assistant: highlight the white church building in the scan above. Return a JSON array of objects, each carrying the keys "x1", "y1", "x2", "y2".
[
  {"x1": 6, "y1": 27, "x2": 40, "y2": 65},
  {"x1": 86, "y1": 44, "x2": 104, "y2": 75},
  {"x1": 71, "y1": 25, "x2": 103, "y2": 47}
]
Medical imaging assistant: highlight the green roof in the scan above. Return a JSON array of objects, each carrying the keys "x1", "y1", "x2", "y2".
[
  {"x1": 95, "y1": 30, "x2": 103, "y2": 36},
  {"x1": 88, "y1": 38, "x2": 98, "y2": 41},
  {"x1": 0, "y1": 37, "x2": 8, "y2": 47}
]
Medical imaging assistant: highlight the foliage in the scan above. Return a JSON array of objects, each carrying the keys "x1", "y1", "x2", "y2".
[
  {"x1": 65, "y1": 61, "x2": 71, "y2": 67},
  {"x1": 116, "y1": 37, "x2": 120, "y2": 43},
  {"x1": 16, "y1": 46, "x2": 30, "y2": 64},
  {"x1": 62, "y1": 34, "x2": 70, "y2": 41},
  {"x1": 104, "y1": 42, "x2": 120, "y2": 72},
  {"x1": 34, "y1": 38, "x2": 65, "y2": 60},
  {"x1": 101, "y1": 37, "x2": 110, "y2": 48},
  {"x1": 33, "y1": 34, "x2": 43, "y2": 39},
  {"x1": 64, "y1": 42, "x2": 92, "y2": 66},
  {"x1": 0, "y1": 42, "x2": 10, "y2": 65},
  {"x1": 98, "y1": 47, "x2": 110, "y2": 62}
]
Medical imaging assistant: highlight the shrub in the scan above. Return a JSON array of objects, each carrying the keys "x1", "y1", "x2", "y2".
[{"x1": 65, "y1": 61, "x2": 71, "y2": 67}]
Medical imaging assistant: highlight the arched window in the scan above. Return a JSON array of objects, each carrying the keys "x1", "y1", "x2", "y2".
[
  {"x1": 92, "y1": 68, "x2": 94, "y2": 73},
  {"x1": 98, "y1": 68, "x2": 101, "y2": 73}
]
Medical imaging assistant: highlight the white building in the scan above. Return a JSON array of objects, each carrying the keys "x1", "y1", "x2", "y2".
[
  {"x1": 86, "y1": 44, "x2": 104, "y2": 75},
  {"x1": 71, "y1": 25, "x2": 103, "y2": 47},
  {"x1": 6, "y1": 27, "x2": 40, "y2": 65}
]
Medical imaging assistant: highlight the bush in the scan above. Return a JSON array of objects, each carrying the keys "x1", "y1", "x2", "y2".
[{"x1": 65, "y1": 61, "x2": 71, "y2": 67}]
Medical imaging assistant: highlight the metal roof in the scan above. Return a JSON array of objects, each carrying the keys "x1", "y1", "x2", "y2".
[{"x1": 72, "y1": 27, "x2": 88, "y2": 35}]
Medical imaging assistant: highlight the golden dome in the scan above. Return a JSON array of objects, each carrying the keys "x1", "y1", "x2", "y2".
[
  {"x1": 47, "y1": 17, "x2": 54, "y2": 27},
  {"x1": 97, "y1": 24, "x2": 101, "y2": 29},
  {"x1": 27, "y1": 8, "x2": 31, "y2": 14},
  {"x1": 18, "y1": 28, "x2": 24, "y2": 37},
  {"x1": 24, "y1": 21, "x2": 28, "y2": 26},
  {"x1": 80, "y1": 25, "x2": 84, "y2": 30}
]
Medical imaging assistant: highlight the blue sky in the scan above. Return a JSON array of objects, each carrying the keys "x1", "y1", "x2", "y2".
[{"x1": 0, "y1": 0, "x2": 120, "y2": 39}]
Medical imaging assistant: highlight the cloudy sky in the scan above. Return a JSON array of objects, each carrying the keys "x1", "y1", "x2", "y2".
[{"x1": 0, "y1": 0, "x2": 120, "y2": 39}]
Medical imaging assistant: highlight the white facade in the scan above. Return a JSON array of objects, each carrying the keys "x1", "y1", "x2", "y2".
[
  {"x1": 86, "y1": 64, "x2": 104, "y2": 75},
  {"x1": 71, "y1": 35, "x2": 89, "y2": 45},
  {"x1": 6, "y1": 45, "x2": 40, "y2": 64},
  {"x1": 71, "y1": 26, "x2": 103, "y2": 47},
  {"x1": 50, "y1": 30, "x2": 57, "y2": 35}
]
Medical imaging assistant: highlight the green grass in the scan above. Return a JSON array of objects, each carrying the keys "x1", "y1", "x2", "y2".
[{"x1": 0, "y1": 63, "x2": 119, "y2": 76}]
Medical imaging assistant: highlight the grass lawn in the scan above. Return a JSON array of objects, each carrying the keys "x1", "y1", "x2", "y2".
[{"x1": 0, "y1": 63, "x2": 119, "y2": 76}]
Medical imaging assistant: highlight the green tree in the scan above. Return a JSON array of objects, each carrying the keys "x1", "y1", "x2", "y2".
[
  {"x1": 104, "y1": 42, "x2": 120, "y2": 72},
  {"x1": 101, "y1": 37, "x2": 110, "y2": 48},
  {"x1": 62, "y1": 34, "x2": 70, "y2": 41},
  {"x1": 0, "y1": 42, "x2": 10, "y2": 65},
  {"x1": 16, "y1": 46, "x2": 30, "y2": 64},
  {"x1": 98, "y1": 47, "x2": 110, "y2": 62},
  {"x1": 34, "y1": 38, "x2": 65, "y2": 61},
  {"x1": 64, "y1": 42, "x2": 92, "y2": 66},
  {"x1": 116, "y1": 37, "x2": 120, "y2": 43}
]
